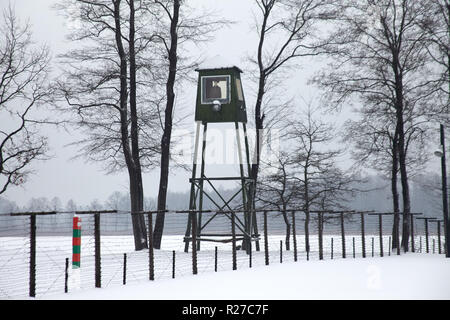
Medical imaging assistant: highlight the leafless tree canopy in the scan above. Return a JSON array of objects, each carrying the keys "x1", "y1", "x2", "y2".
[
  {"x1": 55, "y1": 0, "x2": 162, "y2": 173},
  {"x1": 248, "y1": 0, "x2": 337, "y2": 191},
  {"x1": 311, "y1": 0, "x2": 444, "y2": 251},
  {"x1": 0, "y1": 6, "x2": 51, "y2": 194}
]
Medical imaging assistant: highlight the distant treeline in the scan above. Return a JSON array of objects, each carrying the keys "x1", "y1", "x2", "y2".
[{"x1": 0, "y1": 173, "x2": 444, "y2": 219}]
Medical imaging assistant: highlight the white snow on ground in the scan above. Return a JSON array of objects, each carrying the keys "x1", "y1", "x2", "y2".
[{"x1": 43, "y1": 254, "x2": 450, "y2": 300}]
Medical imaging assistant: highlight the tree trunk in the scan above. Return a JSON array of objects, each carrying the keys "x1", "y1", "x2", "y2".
[
  {"x1": 281, "y1": 207, "x2": 291, "y2": 251},
  {"x1": 153, "y1": 0, "x2": 180, "y2": 249},
  {"x1": 391, "y1": 130, "x2": 400, "y2": 251},
  {"x1": 129, "y1": 173, "x2": 147, "y2": 250},
  {"x1": 129, "y1": 0, "x2": 147, "y2": 249},
  {"x1": 250, "y1": 6, "x2": 269, "y2": 197},
  {"x1": 395, "y1": 79, "x2": 411, "y2": 252},
  {"x1": 398, "y1": 138, "x2": 411, "y2": 252},
  {"x1": 250, "y1": 81, "x2": 265, "y2": 193},
  {"x1": 389, "y1": 36, "x2": 411, "y2": 252},
  {"x1": 113, "y1": 0, "x2": 147, "y2": 251}
]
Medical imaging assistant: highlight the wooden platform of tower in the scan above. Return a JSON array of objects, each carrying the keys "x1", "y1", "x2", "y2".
[{"x1": 183, "y1": 61, "x2": 259, "y2": 254}]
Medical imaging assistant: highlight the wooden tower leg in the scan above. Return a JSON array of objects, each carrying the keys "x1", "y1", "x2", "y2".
[
  {"x1": 235, "y1": 122, "x2": 251, "y2": 253},
  {"x1": 197, "y1": 122, "x2": 208, "y2": 250},
  {"x1": 243, "y1": 123, "x2": 259, "y2": 251},
  {"x1": 184, "y1": 121, "x2": 201, "y2": 253}
]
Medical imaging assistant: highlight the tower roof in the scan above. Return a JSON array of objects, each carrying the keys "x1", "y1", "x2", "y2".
[{"x1": 195, "y1": 55, "x2": 243, "y2": 73}]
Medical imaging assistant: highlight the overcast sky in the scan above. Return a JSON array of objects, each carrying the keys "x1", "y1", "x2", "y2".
[{"x1": 0, "y1": 0, "x2": 441, "y2": 207}]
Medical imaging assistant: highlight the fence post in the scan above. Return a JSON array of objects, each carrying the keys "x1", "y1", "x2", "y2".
[
  {"x1": 123, "y1": 253, "x2": 127, "y2": 285},
  {"x1": 280, "y1": 240, "x2": 283, "y2": 263},
  {"x1": 172, "y1": 250, "x2": 176, "y2": 279},
  {"x1": 249, "y1": 230, "x2": 253, "y2": 269},
  {"x1": 318, "y1": 212, "x2": 324, "y2": 260},
  {"x1": 331, "y1": 237, "x2": 334, "y2": 260},
  {"x1": 433, "y1": 239, "x2": 435, "y2": 254},
  {"x1": 378, "y1": 214, "x2": 384, "y2": 257},
  {"x1": 291, "y1": 211, "x2": 298, "y2": 262},
  {"x1": 410, "y1": 214, "x2": 415, "y2": 252},
  {"x1": 148, "y1": 213, "x2": 155, "y2": 280},
  {"x1": 215, "y1": 246, "x2": 218, "y2": 272},
  {"x1": 264, "y1": 211, "x2": 269, "y2": 266},
  {"x1": 425, "y1": 218, "x2": 429, "y2": 253},
  {"x1": 438, "y1": 221, "x2": 442, "y2": 254},
  {"x1": 420, "y1": 236, "x2": 422, "y2": 253},
  {"x1": 396, "y1": 213, "x2": 401, "y2": 256},
  {"x1": 65, "y1": 258, "x2": 69, "y2": 293},
  {"x1": 94, "y1": 212, "x2": 101, "y2": 288},
  {"x1": 388, "y1": 237, "x2": 391, "y2": 256},
  {"x1": 371, "y1": 237, "x2": 374, "y2": 257},
  {"x1": 352, "y1": 237, "x2": 355, "y2": 258},
  {"x1": 232, "y1": 212, "x2": 237, "y2": 271},
  {"x1": 190, "y1": 211, "x2": 198, "y2": 275},
  {"x1": 361, "y1": 213, "x2": 366, "y2": 258},
  {"x1": 29, "y1": 214, "x2": 36, "y2": 298},
  {"x1": 340, "y1": 213, "x2": 346, "y2": 259},
  {"x1": 72, "y1": 215, "x2": 81, "y2": 290},
  {"x1": 72, "y1": 216, "x2": 81, "y2": 269}
]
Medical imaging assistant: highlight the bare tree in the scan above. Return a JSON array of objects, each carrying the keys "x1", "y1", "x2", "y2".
[
  {"x1": 343, "y1": 96, "x2": 430, "y2": 251},
  {"x1": 287, "y1": 105, "x2": 358, "y2": 256},
  {"x1": 248, "y1": 0, "x2": 336, "y2": 196},
  {"x1": 418, "y1": 0, "x2": 449, "y2": 98},
  {"x1": 0, "y1": 5, "x2": 51, "y2": 195},
  {"x1": 55, "y1": 0, "x2": 162, "y2": 250},
  {"x1": 257, "y1": 150, "x2": 298, "y2": 250},
  {"x1": 150, "y1": 0, "x2": 229, "y2": 249},
  {"x1": 152, "y1": 0, "x2": 181, "y2": 249},
  {"x1": 313, "y1": 0, "x2": 437, "y2": 252}
]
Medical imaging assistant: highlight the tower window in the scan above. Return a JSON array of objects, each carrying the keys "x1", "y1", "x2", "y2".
[{"x1": 201, "y1": 75, "x2": 230, "y2": 104}]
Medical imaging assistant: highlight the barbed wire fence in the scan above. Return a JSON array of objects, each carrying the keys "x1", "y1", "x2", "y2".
[{"x1": 0, "y1": 209, "x2": 445, "y2": 299}]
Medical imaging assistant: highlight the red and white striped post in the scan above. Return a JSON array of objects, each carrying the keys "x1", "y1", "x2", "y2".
[
  {"x1": 71, "y1": 215, "x2": 82, "y2": 290},
  {"x1": 72, "y1": 215, "x2": 81, "y2": 268}
]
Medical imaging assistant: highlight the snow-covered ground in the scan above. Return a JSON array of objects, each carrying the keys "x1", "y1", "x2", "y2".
[
  {"x1": 1, "y1": 233, "x2": 447, "y2": 299},
  {"x1": 42, "y1": 253, "x2": 450, "y2": 300}
]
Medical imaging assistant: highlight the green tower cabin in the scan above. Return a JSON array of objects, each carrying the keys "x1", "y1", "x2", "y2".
[
  {"x1": 184, "y1": 60, "x2": 260, "y2": 257},
  {"x1": 195, "y1": 65, "x2": 247, "y2": 123}
]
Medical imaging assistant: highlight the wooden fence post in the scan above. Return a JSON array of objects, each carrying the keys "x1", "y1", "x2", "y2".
[
  {"x1": 331, "y1": 237, "x2": 334, "y2": 260},
  {"x1": 378, "y1": 214, "x2": 384, "y2": 257},
  {"x1": 280, "y1": 240, "x2": 283, "y2": 263},
  {"x1": 29, "y1": 214, "x2": 36, "y2": 298},
  {"x1": 264, "y1": 211, "x2": 269, "y2": 266},
  {"x1": 388, "y1": 237, "x2": 391, "y2": 256},
  {"x1": 172, "y1": 250, "x2": 176, "y2": 279},
  {"x1": 318, "y1": 213, "x2": 324, "y2": 260},
  {"x1": 352, "y1": 237, "x2": 355, "y2": 258},
  {"x1": 410, "y1": 214, "x2": 415, "y2": 252},
  {"x1": 215, "y1": 246, "x2": 218, "y2": 272},
  {"x1": 371, "y1": 237, "x2": 374, "y2": 257},
  {"x1": 340, "y1": 213, "x2": 346, "y2": 259},
  {"x1": 438, "y1": 221, "x2": 442, "y2": 254},
  {"x1": 361, "y1": 213, "x2": 366, "y2": 258},
  {"x1": 94, "y1": 213, "x2": 101, "y2": 288},
  {"x1": 232, "y1": 212, "x2": 237, "y2": 271},
  {"x1": 123, "y1": 253, "x2": 127, "y2": 285},
  {"x1": 190, "y1": 211, "x2": 198, "y2": 275},
  {"x1": 292, "y1": 211, "x2": 298, "y2": 262},
  {"x1": 65, "y1": 258, "x2": 69, "y2": 293},
  {"x1": 148, "y1": 213, "x2": 155, "y2": 280}
]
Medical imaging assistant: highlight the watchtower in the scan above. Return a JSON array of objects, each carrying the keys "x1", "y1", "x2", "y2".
[{"x1": 183, "y1": 61, "x2": 259, "y2": 254}]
